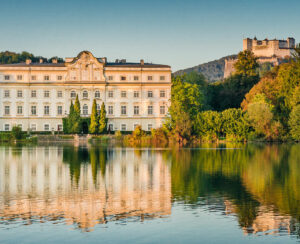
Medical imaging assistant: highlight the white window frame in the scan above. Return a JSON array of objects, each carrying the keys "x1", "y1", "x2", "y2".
[
  {"x1": 4, "y1": 106, "x2": 10, "y2": 115},
  {"x1": 31, "y1": 124, "x2": 37, "y2": 131},
  {"x1": 4, "y1": 75, "x2": 10, "y2": 81},
  {"x1": 108, "y1": 105, "x2": 113, "y2": 115},
  {"x1": 121, "y1": 91, "x2": 127, "y2": 98},
  {"x1": 57, "y1": 91, "x2": 63, "y2": 98},
  {"x1": 44, "y1": 90, "x2": 50, "y2": 98},
  {"x1": 121, "y1": 105, "x2": 127, "y2": 115},
  {"x1": 57, "y1": 105, "x2": 63, "y2": 115},
  {"x1": 4, "y1": 90, "x2": 10, "y2": 98},
  {"x1": 70, "y1": 91, "x2": 76, "y2": 98},
  {"x1": 31, "y1": 90, "x2": 37, "y2": 98},
  {"x1": 17, "y1": 90, "x2": 23, "y2": 98},
  {"x1": 147, "y1": 124, "x2": 153, "y2": 131},
  {"x1": 44, "y1": 105, "x2": 50, "y2": 116},
  {"x1": 17, "y1": 106, "x2": 23, "y2": 115},
  {"x1": 83, "y1": 90, "x2": 88, "y2": 99},
  {"x1": 147, "y1": 90, "x2": 153, "y2": 98},
  {"x1": 44, "y1": 75, "x2": 50, "y2": 81},
  {"x1": 134, "y1": 105, "x2": 139, "y2": 115},
  {"x1": 4, "y1": 124, "x2": 10, "y2": 131},
  {"x1": 31, "y1": 106, "x2": 37, "y2": 115},
  {"x1": 133, "y1": 91, "x2": 139, "y2": 98},
  {"x1": 148, "y1": 105, "x2": 153, "y2": 115},
  {"x1": 44, "y1": 124, "x2": 50, "y2": 131},
  {"x1": 121, "y1": 124, "x2": 127, "y2": 131},
  {"x1": 108, "y1": 90, "x2": 114, "y2": 98},
  {"x1": 160, "y1": 90, "x2": 166, "y2": 98},
  {"x1": 95, "y1": 90, "x2": 100, "y2": 98},
  {"x1": 17, "y1": 75, "x2": 23, "y2": 80},
  {"x1": 160, "y1": 105, "x2": 165, "y2": 115},
  {"x1": 83, "y1": 104, "x2": 88, "y2": 115}
]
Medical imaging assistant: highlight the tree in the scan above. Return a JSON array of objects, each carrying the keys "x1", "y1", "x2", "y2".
[
  {"x1": 289, "y1": 105, "x2": 300, "y2": 141},
  {"x1": 89, "y1": 99, "x2": 99, "y2": 134},
  {"x1": 98, "y1": 102, "x2": 107, "y2": 134},
  {"x1": 234, "y1": 50, "x2": 259, "y2": 77},
  {"x1": 74, "y1": 95, "x2": 81, "y2": 115},
  {"x1": 67, "y1": 100, "x2": 81, "y2": 134}
]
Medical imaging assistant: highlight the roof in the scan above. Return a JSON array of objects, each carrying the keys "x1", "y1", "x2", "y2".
[{"x1": 0, "y1": 63, "x2": 65, "y2": 67}]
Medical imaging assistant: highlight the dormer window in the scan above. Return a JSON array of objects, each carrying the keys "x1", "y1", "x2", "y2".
[{"x1": 83, "y1": 91, "x2": 88, "y2": 99}]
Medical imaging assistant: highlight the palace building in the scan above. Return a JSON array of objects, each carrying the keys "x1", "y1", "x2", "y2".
[{"x1": 0, "y1": 51, "x2": 171, "y2": 132}]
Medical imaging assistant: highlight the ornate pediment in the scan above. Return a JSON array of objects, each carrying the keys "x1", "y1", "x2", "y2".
[{"x1": 65, "y1": 51, "x2": 105, "y2": 82}]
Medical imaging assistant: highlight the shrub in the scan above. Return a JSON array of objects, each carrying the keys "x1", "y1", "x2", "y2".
[
  {"x1": 289, "y1": 105, "x2": 300, "y2": 141},
  {"x1": 11, "y1": 126, "x2": 23, "y2": 140}
]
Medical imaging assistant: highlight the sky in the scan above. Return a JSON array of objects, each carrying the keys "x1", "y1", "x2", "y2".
[{"x1": 0, "y1": 0, "x2": 299, "y2": 71}]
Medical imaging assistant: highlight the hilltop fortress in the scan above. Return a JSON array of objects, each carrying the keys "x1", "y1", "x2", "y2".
[{"x1": 224, "y1": 37, "x2": 296, "y2": 78}]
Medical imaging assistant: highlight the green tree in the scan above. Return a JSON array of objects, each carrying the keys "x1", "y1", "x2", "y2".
[
  {"x1": 67, "y1": 100, "x2": 81, "y2": 134},
  {"x1": 89, "y1": 99, "x2": 99, "y2": 134},
  {"x1": 289, "y1": 105, "x2": 300, "y2": 141},
  {"x1": 98, "y1": 102, "x2": 107, "y2": 134},
  {"x1": 234, "y1": 50, "x2": 259, "y2": 77},
  {"x1": 74, "y1": 95, "x2": 81, "y2": 115}
]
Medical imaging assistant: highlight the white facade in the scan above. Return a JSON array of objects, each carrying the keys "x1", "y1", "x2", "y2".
[{"x1": 0, "y1": 51, "x2": 171, "y2": 132}]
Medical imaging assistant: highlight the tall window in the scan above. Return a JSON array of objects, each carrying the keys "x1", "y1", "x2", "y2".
[
  {"x1": 31, "y1": 106, "x2": 37, "y2": 115},
  {"x1": 121, "y1": 124, "x2": 127, "y2": 131},
  {"x1": 83, "y1": 91, "x2": 88, "y2": 99},
  {"x1": 134, "y1": 106, "x2": 139, "y2": 115},
  {"x1": 121, "y1": 105, "x2": 127, "y2": 115},
  {"x1": 147, "y1": 76, "x2": 153, "y2": 81},
  {"x1": 44, "y1": 75, "x2": 50, "y2": 81},
  {"x1": 160, "y1": 90, "x2": 166, "y2": 98},
  {"x1": 44, "y1": 106, "x2": 50, "y2": 115},
  {"x1": 44, "y1": 90, "x2": 50, "y2": 98},
  {"x1": 57, "y1": 91, "x2": 63, "y2": 98},
  {"x1": 95, "y1": 90, "x2": 100, "y2": 98},
  {"x1": 17, "y1": 90, "x2": 23, "y2": 98},
  {"x1": 31, "y1": 90, "x2": 37, "y2": 98},
  {"x1": 121, "y1": 91, "x2": 127, "y2": 98},
  {"x1": 148, "y1": 105, "x2": 153, "y2": 115},
  {"x1": 83, "y1": 104, "x2": 88, "y2": 115},
  {"x1": 57, "y1": 106, "x2": 63, "y2": 115},
  {"x1": 17, "y1": 106, "x2": 23, "y2": 115},
  {"x1": 4, "y1": 106, "x2": 10, "y2": 115},
  {"x1": 134, "y1": 91, "x2": 139, "y2": 98},
  {"x1": 44, "y1": 124, "x2": 50, "y2": 131},
  {"x1": 17, "y1": 75, "x2": 23, "y2": 80},
  {"x1": 4, "y1": 75, "x2": 10, "y2": 80},
  {"x1": 108, "y1": 105, "x2": 113, "y2": 115},
  {"x1": 70, "y1": 91, "x2": 76, "y2": 98},
  {"x1": 147, "y1": 91, "x2": 153, "y2": 98},
  {"x1": 160, "y1": 106, "x2": 165, "y2": 115},
  {"x1": 96, "y1": 104, "x2": 100, "y2": 113},
  {"x1": 108, "y1": 91, "x2": 114, "y2": 98},
  {"x1": 4, "y1": 124, "x2": 10, "y2": 131},
  {"x1": 4, "y1": 90, "x2": 10, "y2": 98}
]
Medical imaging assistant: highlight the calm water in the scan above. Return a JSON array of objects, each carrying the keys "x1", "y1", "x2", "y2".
[{"x1": 0, "y1": 143, "x2": 299, "y2": 244}]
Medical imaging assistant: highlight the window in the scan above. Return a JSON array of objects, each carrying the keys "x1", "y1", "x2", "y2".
[
  {"x1": 4, "y1": 106, "x2": 10, "y2": 115},
  {"x1": 44, "y1": 106, "x2": 50, "y2": 115},
  {"x1": 57, "y1": 106, "x2": 63, "y2": 115},
  {"x1": 17, "y1": 124, "x2": 22, "y2": 130},
  {"x1": 44, "y1": 124, "x2": 50, "y2": 131},
  {"x1": 4, "y1": 90, "x2": 10, "y2": 98},
  {"x1": 134, "y1": 106, "x2": 139, "y2": 115},
  {"x1": 120, "y1": 76, "x2": 126, "y2": 81},
  {"x1": 148, "y1": 76, "x2": 153, "y2": 81},
  {"x1": 83, "y1": 104, "x2": 88, "y2": 115},
  {"x1": 148, "y1": 105, "x2": 153, "y2": 115},
  {"x1": 96, "y1": 104, "x2": 100, "y2": 113},
  {"x1": 121, "y1": 91, "x2": 127, "y2": 98},
  {"x1": 95, "y1": 90, "x2": 100, "y2": 98},
  {"x1": 134, "y1": 76, "x2": 139, "y2": 81},
  {"x1": 44, "y1": 75, "x2": 49, "y2": 81},
  {"x1": 134, "y1": 91, "x2": 139, "y2": 98},
  {"x1": 108, "y1": 90, "x2": 114, "y2": 98},
  {"x1": 31, "y1": 75, "x2": 36, "y2": 81},
  {"x1": 31, "y1": 124, "x2": 36, "y2": 131},
  {"x1": 148, "y1": 124, "x2": 153, "y2": 131},
  {"x1": 17, "y1": 106, "x2": 23, "y2": 115},
  {"x1": 108, "y1": 105, "x2": 113, "y2": 115},
  {"x1": 17, "y1": 75, "x2": 22, "y2": 80},
  {"x1": 17, "y1": 90, "x2": 23, "y2": 98},
  {"x1": 160, "y1": 106, "x2": 166, "y2": 115},
  {"x1": 147, "y1": 91, "x2": 153, "y2": 98},
  {"x1": 160, "y1": 76, "x2": 165, "y2": 81},
  {"x1": 83, "y1": 91, "x2": 88, "y2": 99},
  {"x1": 31, "y1": 90, "x2": 37, "y2": 98},
  {"x1": 134, "y1": 124, "x2": 139, "y2": 130},
  {"x1": 121, "y1": 124, "x2": 127, "y2": 131},
  {"x1": 108, "y1": 124, "x2": 113, "y2": 131},
  {"x1": 70, "y1": 91, "x2": 76, "y2": 98},
  {"x1": 31, "y1": 106, "x2": 37, "y2": 115},
  {"x1": 121, "y1": 105, "x2": 127, "y2": 115},
  {"x1": 160, "y1": 90, "x2": 166, "y2": 98},
  {"x1": 44, "y1": 90, "x2": 50, "y2": 98},
  {"x1": 57, "y1": 91, "x2": 63, "y2": 98},
  {"x1": 4, "y1": 75, "x2": 10, "y2": 80},
  {"x1": 57, "y1": 124, "x2": 63, "y2": 131},
  {"x1": 108, "y1": 76, "x2": 113, "y2": 81},
  {"x1": 57, "y1": 75, "x2": 62, "y2": 81},
  {"x1": 4, "y1": 124, "x2": 10, "y2": 131}
]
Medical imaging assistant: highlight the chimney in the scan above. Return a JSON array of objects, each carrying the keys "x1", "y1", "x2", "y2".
[
  {"x1": 115, "y1": 59, "x2": 119, "y2": 63},
  {"x1": 39, "y1": 58, "x2": 43, "y2": 64},
  {"x1": 26, "y1": 59, "x2": 32, "y2": 65},
  {"x1": 52, "y1": 58, "x2": 58, "y2": 64},
  {"x1": 121, "y1": 59, "x2": 126, "y2": 63},
  {"x1": 140, "y1": 59, "x2": 144, "y2": 65},
  {"x1": 101, "y1": 57, "x2": 107, "y2": 63}
]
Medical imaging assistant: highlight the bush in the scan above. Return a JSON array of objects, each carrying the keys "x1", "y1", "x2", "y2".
[
  {"x1": 115, "y1": 130, "x2": 122, "y2": 140},
  {"x1": 11, "y1": 126, "x2": 23, "y2": 140},
  {"x1": 289, "y1": 105, "x2": 300, "y2": 141}
]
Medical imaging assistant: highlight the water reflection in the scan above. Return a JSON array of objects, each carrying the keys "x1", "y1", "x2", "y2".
[{"x1": 0, "y1": 143, "x2": 299, "y2": 238}]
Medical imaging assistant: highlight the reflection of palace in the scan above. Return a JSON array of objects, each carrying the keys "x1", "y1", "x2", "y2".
[{"x1": 0, "y1": 147, "x2": 171, "y2": 231}]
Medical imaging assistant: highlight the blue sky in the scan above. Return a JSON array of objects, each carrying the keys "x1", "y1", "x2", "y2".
[{"x1": 0, "y1": 0, "x2": 299, "y2": 71}]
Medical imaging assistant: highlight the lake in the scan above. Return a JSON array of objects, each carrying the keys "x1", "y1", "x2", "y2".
[{"x1": 0, "y1": 143, "x2": 299, "y2": 243}]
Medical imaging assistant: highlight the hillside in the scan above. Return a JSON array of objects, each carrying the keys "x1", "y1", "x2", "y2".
[{"x1": 174, "y1": 54, "x2": 237, "y2": 82}]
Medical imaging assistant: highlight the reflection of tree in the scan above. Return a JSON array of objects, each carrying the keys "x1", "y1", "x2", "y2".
[{"x1": 169, "y1": 144, "x2": 300, "y2": 233}]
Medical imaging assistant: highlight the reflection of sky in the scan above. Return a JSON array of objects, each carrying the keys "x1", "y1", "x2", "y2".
[{"x1": 0, "y1": 0, "x2": 300, "y2": 71}]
